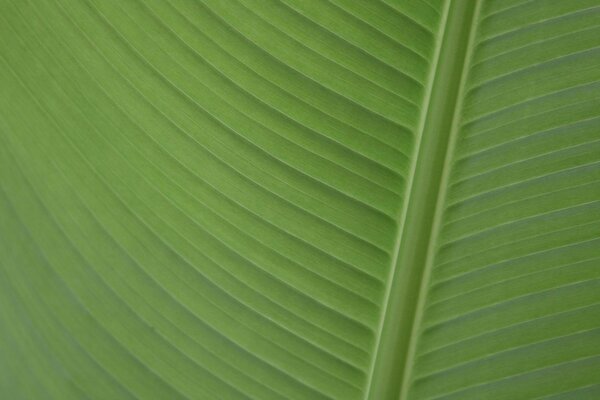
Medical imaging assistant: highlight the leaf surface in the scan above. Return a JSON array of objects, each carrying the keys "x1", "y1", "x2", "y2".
[{"x1": 1, "y1": 1, "x2": 599, "y2": 399}]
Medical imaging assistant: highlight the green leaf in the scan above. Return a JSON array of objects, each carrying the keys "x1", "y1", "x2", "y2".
[{"x1": 1, "y1": 0, "x2": 599, "y2": 399}]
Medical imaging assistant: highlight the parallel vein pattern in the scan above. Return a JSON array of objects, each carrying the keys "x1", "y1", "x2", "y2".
[
  {"x1": 405, "y1": 1, "x2": 600, "y2": 399},
  {"x1": 0, "y1": 0, "x2": 444, "y2": 399},
  {"x1": 2, "y1": 0, "x2": 599, "y2": 399}
]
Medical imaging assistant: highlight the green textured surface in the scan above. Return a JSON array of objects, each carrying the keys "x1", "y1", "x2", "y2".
[{"x1": 1, "y1": 0, "x2": 599, "y2": 399}]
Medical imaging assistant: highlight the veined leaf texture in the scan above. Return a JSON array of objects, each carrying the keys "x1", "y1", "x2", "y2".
[{"x1": 1, "y1": 0, "x2": 600, "y2": 399}]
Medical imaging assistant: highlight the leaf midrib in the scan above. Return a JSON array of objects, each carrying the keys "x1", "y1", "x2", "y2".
[{"x1": 365, "y1": 1, "x2": 480, "y2": 399}]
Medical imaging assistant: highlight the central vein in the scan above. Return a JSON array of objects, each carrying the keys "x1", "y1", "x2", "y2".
[{"x1": 365, "y1": 1, "x2": 480, "y2": 399}]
